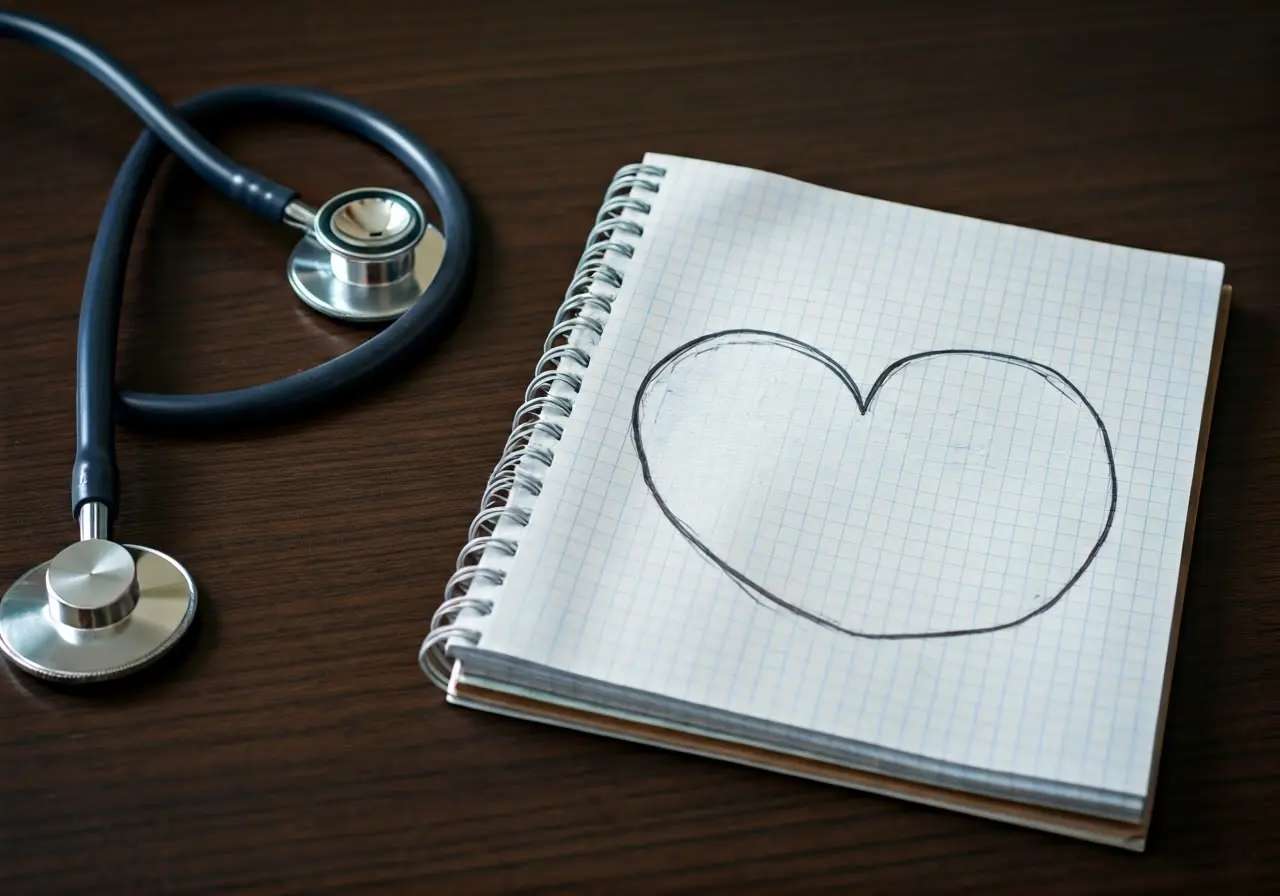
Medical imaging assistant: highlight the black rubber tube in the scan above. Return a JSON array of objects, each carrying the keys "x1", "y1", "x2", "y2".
[
  {"x1": 0, "y1": 11, "x2": 296, "y2": 218},
  {"x1": 2, "y1": 12, "x2": 476, "y2": 524}
]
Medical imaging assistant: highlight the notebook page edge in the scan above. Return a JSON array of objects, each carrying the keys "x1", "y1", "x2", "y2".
[
  {"x1": 642, "y1": 151, "x2": 1226, "y2": 270},
  {"x1": 1138, "y1": 282, "x2": 1232, "y2": 827},
  {"x1": 448, "y1": 671, "x2": 1148, "y2": 851},
  {"x1": 448, "y1": 647, "x2": 1143, "y2": 822}
]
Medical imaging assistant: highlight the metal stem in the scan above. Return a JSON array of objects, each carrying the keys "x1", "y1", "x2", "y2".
[
  {"x1": 283, "y1": 199, "x2": 317, "y2": 232},
  {"x1": 78, "y1": 501, "x2": 109, "y2": 541}
]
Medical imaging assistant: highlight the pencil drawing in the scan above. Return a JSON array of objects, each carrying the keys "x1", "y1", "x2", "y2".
[{"x1": 629, "y1": 328, "x2": 1118, "y2": 640}]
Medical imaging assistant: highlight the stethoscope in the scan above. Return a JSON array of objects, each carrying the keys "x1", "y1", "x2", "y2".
[{"x1": 0, "y1": 12, "x2": 475, "y2": 684}]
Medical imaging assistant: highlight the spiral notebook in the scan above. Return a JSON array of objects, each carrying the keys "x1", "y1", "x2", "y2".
[{"x1": 420, "y1": 153, "x2": 1229, "y2": 850}]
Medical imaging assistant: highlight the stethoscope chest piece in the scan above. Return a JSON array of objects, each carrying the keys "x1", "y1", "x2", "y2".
[
  {"x1": 0, "y1": 540, "x2": 197, "y2": 683},
  {"x1": 287, "y1": 187, "x2": 446, "y2": 323},
  {"x1": 0, "y1": 10, "x2": 479, "y2": 691}
]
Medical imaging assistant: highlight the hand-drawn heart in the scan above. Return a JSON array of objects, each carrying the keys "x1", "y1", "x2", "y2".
[{"x1": 630, "y1": 329, "x2": 1117, "y2": 639}]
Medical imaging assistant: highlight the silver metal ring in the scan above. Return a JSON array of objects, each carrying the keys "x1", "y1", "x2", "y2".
[
  {"x1": 606, "y1": 178, "x2": 661, "y2": 198},
  {"x1": 431, "y1": 595, "x2": 494, "y2": 630},
  {"x1": 613, "y1": 162, "x2": 668, "y2": 179},
  {"x1": 510, "y1": 443, "x2": 554, "y2": 470},
  {"x1": 535, "y1": 345, "x2": 592, "y2": 373},
  {"x1": 575, "y1": 259, "x2": 627, "y2": 283},
  {"x1": 443, "y1": 565, "x2": 506, "y2": 601},
  {"x1": 456, "y1": 536, "x2": 519, "y2": 569},
  {"x1": 513, "y1": 468, "x2": 543, "y2": 497},
  {"x1": 524, "y1": 371, "x2": 582, "y2": 402},
  {"x1": 512, "y1": 423, "x2": 565, "y2": 463},
  {"x1": 605, "y1": 164, "x2": 666, "y2": 197},
  {"x1": 491, "y1": 442, "x2": 555, "y2": 479},
  {"x1": 418, "y1": 623, "x2": 481, "y2": 690},
  {"x1": 504, "y1": 419, "x2": 567, "y2": 455},
  {"x1": 480, "y1": 473, "x2": 518, "y2": 511},
  {"x1": 512, "y1": 395, "x2": 574, "y2": 428},
  {"x1": 598, "y1": 196, "x2": 652, "y2": 217},
  {"x1": 579, "y1": 250, "x2": 632, "y2": 272},
  {"x1": 420, "y1": 161, "x2": 667, "y2": 691},
  {"x1": 467, "y1": 505, "x2": 531, "y2": 542},
  {"x1": 587, "y1": 217, "x2": 644, "y2": 243},
  {"x1": 488, "y1": 452, "x2": 531, "y2": 486},
  {"x1": 524, "y1": 445, "x2": 555, "y2": 467},
  {"x1": 578, "y1": 244, "x2": 634, "y2": 264},
  {"x1": 543, "y1": 316, "x2": 604, "y2": 352},
  {"x1": 556, "y1": 288, "x2": 614, "y2": 318},
  {"x1": 481, "y1": 466, "x2": 542, "y2": 503},
  {"x1": 554, "y1": 294, "x2": 613, "y2": 323}
]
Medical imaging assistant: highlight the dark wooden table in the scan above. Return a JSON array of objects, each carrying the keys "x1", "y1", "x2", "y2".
[{"x1": 1, "y1": 0, "x2": 1275, "y2": 890}]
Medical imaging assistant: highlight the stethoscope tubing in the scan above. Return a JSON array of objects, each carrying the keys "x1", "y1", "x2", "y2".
[
  {"x1": 0, "y1": 11, "x2": 294, "y2": 217},
  {"x1": 1, "y1": 11, "x2": 476, "y2": 527}
]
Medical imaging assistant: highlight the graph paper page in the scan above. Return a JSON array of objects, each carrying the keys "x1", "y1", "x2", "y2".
[{"x1": 470, "y1": 153, "x2": 1225, "y2": 797}]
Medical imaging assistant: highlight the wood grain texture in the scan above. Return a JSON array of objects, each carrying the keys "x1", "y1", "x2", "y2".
[{"x1": 0, "y1": 0, "x2": 1276, "y2": 889}]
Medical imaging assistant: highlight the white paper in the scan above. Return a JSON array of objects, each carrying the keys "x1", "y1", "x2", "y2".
[{"x1": 471, "y1": 153, "x2": 1224, "y2": 798}]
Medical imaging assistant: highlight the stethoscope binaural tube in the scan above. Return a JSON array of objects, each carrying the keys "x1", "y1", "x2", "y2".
[{"x1": 0, "y1": 11, "x2": 475, "y2": 682}]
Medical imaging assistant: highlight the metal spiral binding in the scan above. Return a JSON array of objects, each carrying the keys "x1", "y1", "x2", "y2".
[{"x1": 419, "y1": 161, "x2": 666, "y2": 690}]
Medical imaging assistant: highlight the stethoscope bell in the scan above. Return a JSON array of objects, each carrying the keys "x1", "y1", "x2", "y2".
[
  {"x1": 286, "y1": 187, "x2": 446, "y2": 323},
  {"x1": 0, "y1": 538, "x2": 197, "y2": 683}
]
